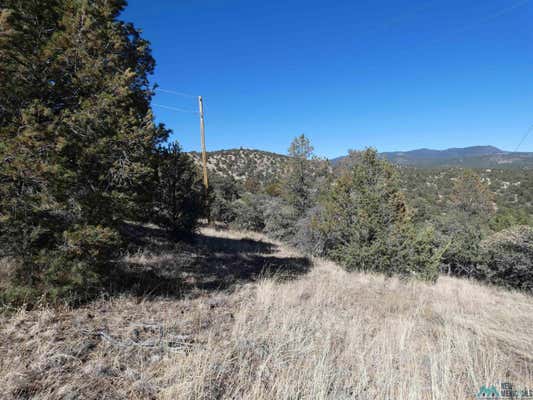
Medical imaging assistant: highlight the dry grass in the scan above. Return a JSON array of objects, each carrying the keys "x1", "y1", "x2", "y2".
[{"x1": 1, "y1": 227, "x2": 533, "y2": 399}]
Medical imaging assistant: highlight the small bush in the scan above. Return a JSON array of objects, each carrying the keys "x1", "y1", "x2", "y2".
[
  {"x1": 229, "y1": 194, "x2": 266, "y2": 231},
  {"x1": 262, "y1": 197, "x2": 297, "y2": 240},
  {"x1": 477, "y1": 225, "x2": 533, "y2": 291},
  {"x1": 208, "y1": 175, "x2": 242, "y2": 224},
  {"x1": 290, "y1": 206, "x2": 329, "y2": 255}
]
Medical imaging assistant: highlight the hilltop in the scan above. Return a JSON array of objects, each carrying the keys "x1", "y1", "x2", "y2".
[
  {"x1": 189, "y1": 148, "x2": 292, "y2": 184},
  {"x1": 188, "y1": 148, "x2": 328, "y2": 186}
]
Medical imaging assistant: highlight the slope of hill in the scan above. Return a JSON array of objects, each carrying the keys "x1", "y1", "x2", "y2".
[
  {"x1": 2, "y1": 227, "x2": 533, "y2": 399},
  {"x1": 189, "y1": 148, "x2": 291, "y2": 184},
  {"x1": 380, "y1": 146, "x2": 533, "y2": 168}
]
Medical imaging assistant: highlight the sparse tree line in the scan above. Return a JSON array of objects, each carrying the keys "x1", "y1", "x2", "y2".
[
  {"x1": 210, "y1": 135, "x2": 533, "y2": 290},
  {"x1": 0, "y1": 1, "x2": 531, "y2": 307}
]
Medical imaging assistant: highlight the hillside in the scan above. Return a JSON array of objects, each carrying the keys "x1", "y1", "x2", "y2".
[
  {"x1": 189, "y1": 148, "x2": 292, "y2": 184},
  {"x1": 188, "y1": 147, "x2": 532, "y2": 221},
  {"x1": 192, "y1": 147, "x2": 533, "y2": 181},
  {"x1": 399, "y1": 166, "x2": 533, "y2": 227},
  {"x1": 2, "y1": 227, "x2": 533, "y2": 399}
]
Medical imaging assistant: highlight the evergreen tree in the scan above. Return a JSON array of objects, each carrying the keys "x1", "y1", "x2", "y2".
[
  {"x1": 479, "y1": 225, "x2": 533, "y2": 291},
  {"x1": 285, "y1": 134, "x2": 314, "y2": 216},
  {"x1": 317, "y1": 149, "x2": 441, "y2": 281},
  {"x1": 439, "y1": 170, "x2": 495, "y2": 276},
  {"x1": 0, "y1": 0, "x2": 191, "y2": 303},
  {"x1": 155, "y1": 142, "x2": 203, "y2": 237}
]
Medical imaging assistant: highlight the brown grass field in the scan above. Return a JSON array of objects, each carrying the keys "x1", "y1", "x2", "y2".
[{"x1": 1, "y1": 227, "x2": 533, "y2": 399}]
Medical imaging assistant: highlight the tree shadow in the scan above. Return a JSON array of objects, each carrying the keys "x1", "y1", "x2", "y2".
[
  {"x1": 194, "y1": 234, "x2": 276, "y2": 255},
  {"x1": 108, "y1": 224, "x2": 311, "y2": 299}
]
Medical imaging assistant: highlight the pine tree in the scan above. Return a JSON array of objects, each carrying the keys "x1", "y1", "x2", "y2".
[{"x1": 0, "y1": 0, "x2": 185, "y2": 303}]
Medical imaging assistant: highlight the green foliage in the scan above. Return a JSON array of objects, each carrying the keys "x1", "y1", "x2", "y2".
[
  {"x1": 477, "y1": 226, "x2": 533, "y2": 291},
  {"x1": 437, "y1": 170, "x2": 495, "y2": 275},
  {"x1": 263, "y1": 197, "x2": 298, "y2": 240},
  {"x1": 154, "y1": 142, "x2": 203, "y2": 237},
  {"x1": 2, "y1": 225, "x2": 121, "y2": 306},
  {"x1": 290, "y1": 206, "x2": 329, "y2": 255},
  {"x1": 397, "y1": 166, "x2": 531, "y2": 233},
  {"x1": 0, "y1": 0, "x2": 197, "y2": 305},
  {"x1": 489, "y1": 207, "x2": 533, "y2": 232},
  {"x1": 437, "y1": 217, "x2": 484, "y2": 276},
  {"x1": 450, "y1": 170, "x2": 495, "y2": 217},
  {"x1": 285, "y1": 134, "x2": 315, "y2": 215},
  {"x1": 42, "y1": 225, "x2": 121, "y2": 301},
  {"x1": 208, "y1": 175, "x2": 242, "y2": 224},
  {"x1": 318, "y1": 149, "x2": 441, "y2": 281}
]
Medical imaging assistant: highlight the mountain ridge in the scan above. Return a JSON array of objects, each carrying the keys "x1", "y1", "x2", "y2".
[
  {"x1": 187, "y1": 145, "x2": 532, "y2": 188},
  {"x1": 330, "y1": 145, "x2": 533, "y2": 168},
  {"x1": 378, "y1": 145, "x2": 533, "y2": 168}
]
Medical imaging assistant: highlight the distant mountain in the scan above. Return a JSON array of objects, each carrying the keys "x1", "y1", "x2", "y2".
[{"x1": 333, "y1": 146, "x2": 533, "y2": 168}]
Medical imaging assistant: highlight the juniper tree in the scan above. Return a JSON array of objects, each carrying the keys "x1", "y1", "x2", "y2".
[
  {"x1": 479, "y1": 225, "x2": 533, "y2": 291},
  {"x1": 155, "y1": 141, "x2": 203, "y2": 237},
  {"x1": 0, "y1": 0, "x2": 193, "y2": 303},
  {"x1": 317, "y1": 148, "x2": 441, "y2": 281}
]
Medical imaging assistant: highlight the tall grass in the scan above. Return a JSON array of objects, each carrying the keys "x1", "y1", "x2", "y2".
[
  {"x1": 1, "y1": 228, "x2": 532, "y2": 399},
  {"x1": 159, "y1": 255, "x2": 533, "y2": 399}
]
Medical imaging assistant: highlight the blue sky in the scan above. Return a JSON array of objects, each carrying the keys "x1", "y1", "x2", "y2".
[{"x1": 123, "y1": 0, "x2": 533, "y2": 159}]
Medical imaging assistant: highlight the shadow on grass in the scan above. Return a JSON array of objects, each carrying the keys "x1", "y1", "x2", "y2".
[{"x1": 107, "y1": 224, "x2": 311, "y2": 298}]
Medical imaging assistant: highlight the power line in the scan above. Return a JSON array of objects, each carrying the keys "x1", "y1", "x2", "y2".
[
  {"x1": 155, "y1": 88, "x2": 197, "y2": 98},
  {"x1": 152, "y1": 103, "x2": 198, "y2": 114},
  {"x1": 445, "y1": 0, "x2": 529, "y2": 37},
  {"x1": 514, "y1": 125, "x2": 533, "y2": 152}
]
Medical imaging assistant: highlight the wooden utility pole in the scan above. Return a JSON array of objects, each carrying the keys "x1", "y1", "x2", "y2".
[
  {"x1": 198, "y1": 96, "x2": 211, "y2": 224},
  {"x1": 198, "y1": 96, "x2": 209, "y2": 192}
]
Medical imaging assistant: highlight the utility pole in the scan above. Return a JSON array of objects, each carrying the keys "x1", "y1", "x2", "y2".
[
  {"x1": 198, "y1": 96, "x2": 209, "y2": 191},
  {"x1": 198, "y1": 96, "x2": 210, "y2": 223}
]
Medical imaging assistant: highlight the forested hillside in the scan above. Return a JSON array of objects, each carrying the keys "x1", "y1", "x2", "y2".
[
  {"x1": 400, "y1": 166, "x2": 533, "y2": 229},
  {"x1": 189, "y1": 148, "x2": 291, "y2": 184}
]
